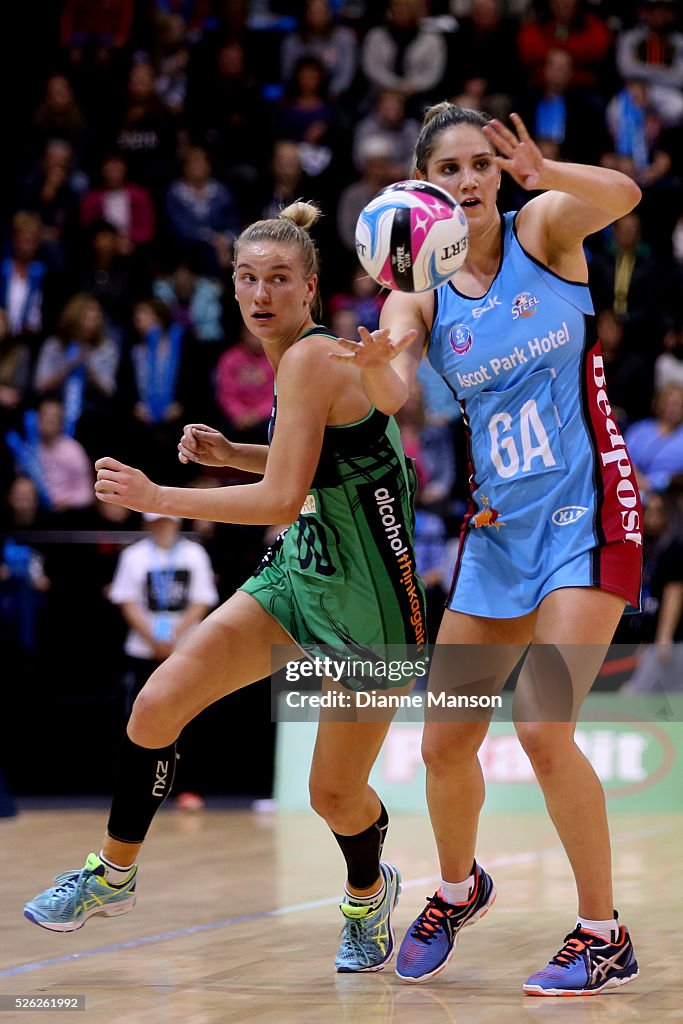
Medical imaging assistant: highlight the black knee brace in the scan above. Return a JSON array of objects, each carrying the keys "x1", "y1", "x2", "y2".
[
  {"x1": 332, "y1": 802, "x2": 389, "y2": 889},
  {"x1": 107, "y1": 732, "x2": 178, "y2": 844}
]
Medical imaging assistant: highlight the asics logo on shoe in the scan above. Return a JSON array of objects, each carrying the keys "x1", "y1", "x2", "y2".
[
  {"x1": 152, "y1": 760, "x2": 169, "y2": 797},
  {"x1": 590, "y1": 949, "x2": 631, "y2": 986}
]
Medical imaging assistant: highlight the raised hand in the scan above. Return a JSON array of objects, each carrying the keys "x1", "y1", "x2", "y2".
[
  {"x1": 482, "y1": 113, "x2": 546, "y2": 191},
  {"x1": 178, "y1": 423, "x2": 233, "y2": 467},
  {"x1": 330, "y1": 326, "x2": 418, "y2": 371},
  {"x1": 95, "y1": 457, "x2": 159, "y2": 512}
]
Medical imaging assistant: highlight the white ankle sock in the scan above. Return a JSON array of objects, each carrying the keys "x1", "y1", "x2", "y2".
[
  {"x1": 345, "y1": 879, "x2": 385, "y2": 908},
  {"x1": 99, "y1": 852, "x2": 135, "y2": 884},
  {"x1": 576, "y1": 915, "x2": 619, "y2": 942},
  {"x1": 440, "y1": 873, "x2": 474, "y2": 905}
]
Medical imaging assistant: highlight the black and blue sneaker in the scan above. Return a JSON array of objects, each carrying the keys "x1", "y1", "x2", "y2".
[
  {"x1": 395, "y1": 861, "x2": 496, "y2": 983},
  {"x1": 523, "y1": 920, "x2": 639, "y2": 996}
]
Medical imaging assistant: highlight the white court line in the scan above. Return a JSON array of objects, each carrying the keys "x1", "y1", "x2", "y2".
[{"x1": 1, "y1": 822, "x2": 675, "y2": 978}]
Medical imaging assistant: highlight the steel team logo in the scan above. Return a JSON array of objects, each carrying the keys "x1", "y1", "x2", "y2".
[
  {"x1": 449, "y1": 323, "x2": 474, "y2": 355},
  {"x1": 511, "y1": 292, "x2": 540, "y2": 320}
]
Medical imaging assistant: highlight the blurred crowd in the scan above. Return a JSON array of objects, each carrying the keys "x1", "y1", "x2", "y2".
[{"x1": 2, "y1": 0, "x2": 683, "y2": 754}]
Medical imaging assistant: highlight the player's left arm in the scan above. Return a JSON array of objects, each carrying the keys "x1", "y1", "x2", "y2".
[
  {"x1": 483, "y1": 113, "x2": 642, "y2": 275},
  {"x1": 95, "y1": 345, "x2": 333, "y2": 525}
]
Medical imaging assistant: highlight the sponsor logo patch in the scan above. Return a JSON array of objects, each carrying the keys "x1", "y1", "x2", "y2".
[{"x1": 551, "y1": 505, "x2": 588, "y2": 526}]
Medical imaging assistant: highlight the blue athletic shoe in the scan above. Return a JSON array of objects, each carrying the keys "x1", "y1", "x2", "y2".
[
  {"x1": 24, "y1": 853, "x2": 137, "y2": 932},
  {"x1": 523, "y1": 922, "x2": 639, "y2": 996},
  {"x1": 396, "y1": 861, "x2": 496, "y2": 983},
  {"x1": 335, "y1": 862, "x2": 401, "y2": 972}
]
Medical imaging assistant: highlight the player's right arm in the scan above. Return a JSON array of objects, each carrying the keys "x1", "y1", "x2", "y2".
[
  {"x1": 332, "y1": 291, "x2": 429, "y2": 415},
  {"x1": 178, "y1": 423, "x2": 270, "y2": 475}
]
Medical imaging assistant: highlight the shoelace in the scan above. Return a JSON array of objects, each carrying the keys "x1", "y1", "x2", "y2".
[
  {"x1": 549, "y1": 929, "x2": 592, "y2": 968},
  {"x1": 410, "y1": 893, "x2": 455, "y2": 945},
  {"x1": 338, "y1": 915, "x2": 378, "y2": 962},
  {"x1": 49, "y1": 866, "x2": 99, "y2": 899}
]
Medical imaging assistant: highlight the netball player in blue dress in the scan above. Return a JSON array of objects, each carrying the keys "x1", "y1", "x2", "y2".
[{"x1": 335, "y1": 105, "x2": 643, "y2": 995}]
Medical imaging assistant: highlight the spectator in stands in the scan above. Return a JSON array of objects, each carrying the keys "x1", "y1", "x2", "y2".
[
  {"x1": 151, "y1": 11, "x2": 192, "y2": 118},
  {"x1": 515, "y1": 48, "x2": 610, "y2": 165},
  {"x1": 620, "y1": 488, "x2": 683, "y2": 691},
  {"x1": 352, "y1": 88, "x2": 420, "y2": 177},
  {"x1": 336, "y1": 135, "x2": 402, "y2": 259},
  {"x1": 18, "y1": 140, "x2": 86, "y2": 275},
  {"x1": 80, "y1": 152, "x2": 156, "y2": 262},
  {"x1": 615, "y1": 0, "x2": 683, "y2": 128},
  {"x1": 257, "y1": 140, "x2": 315, "y2": 222},
  {"x1": 185, "y1": 38, "x2": 270, "y2": 211},
  {"x1": 118, "y1": 296, "x2": 198, "y2": 484},
  {"x1": 212, "y1": 324, "x2": 274, "y2": 444},
  {"x1": 328, "y1": 263, "x2": 386, "y2": 335},
  {"x1": 625, "y1": 382, "x2": 683, "y2": 493},
  {"x1": 280, "y1": 0, "x2": 358, "y2": 103},
  {"x1": 596, "y1": 307, "x2": 652, "y2": 428},
  {"x1": 270, "y1": 55, "x2": 349, "y2": 185},
  {"x1": 447, "y1": 0, "x2": 522, "y2": 121},
  {"x1": 106, "y1": 59, "x2": 178, "y2": 194},
  {"x1": 0, "y1": 212, "x2": 50, "y2": 348},
  {"x1": 655, "y1": 324, "x2": 683, "y2": 391},
  {"x1": 415, "y1": 358, "x2": 459, "y2": 514},
  {"x1": 164, "y1": 145, "x2": 242, "y2": 278},
  {"x1": 517, "y1": 0, "x2": 614, "y2": 93},
  {"x1": 0, "y1": 308, "x2": 31, "y2": 434},
  {"x1": 588, "y1": 210, "x2": 667, "y2": 351},
  {"x1": 25, "y1": 73, "x2": 89, "y2": 176},
  {"x1": 153, "y1": 260, "x2": 225, "y2": 390},
  {"x1": 0, "y1": 474, "x2": 51, "y2": 532},
  {"x1": 6, "y1": 397, "x2": 95, "y2": 526},
  {"x1": 360, "y1": 0, "x2": 448, "y2": 119},
  {"x1": 33, "y1": 293, "x2": 121, "y2": 459},
  {"x1": 77, "y1": 221, "x2": 140, "y2": 332}
]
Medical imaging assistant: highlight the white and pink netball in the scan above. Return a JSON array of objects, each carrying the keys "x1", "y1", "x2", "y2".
[{"x1": 354, "y1": 180, "x2": 469, "y2": 293}]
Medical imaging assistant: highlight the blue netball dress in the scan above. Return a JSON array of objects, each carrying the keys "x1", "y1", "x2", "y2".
[{"x1": 428, "y1": 211, "x2": 642, "y2": 617}]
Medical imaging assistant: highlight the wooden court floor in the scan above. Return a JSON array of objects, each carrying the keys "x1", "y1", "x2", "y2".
[{"x1": 0, "y1": 806, "x2": 681, "y2": 1023}]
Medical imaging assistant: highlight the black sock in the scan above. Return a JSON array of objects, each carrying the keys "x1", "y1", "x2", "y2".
[
  {"x1": 107, "y1": 732, "x2": 178, "y2": 844},
  {"x1": 331, "y1": 802, "x2": 389, "y2": 890}
]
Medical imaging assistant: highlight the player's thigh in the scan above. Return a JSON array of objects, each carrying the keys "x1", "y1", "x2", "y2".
[
  {"x1": 139, "y1": 591, "x2": 300, "y2": 723},
  {"x1": 514, "y1": 587, "x2": 627, "y2": 721}
]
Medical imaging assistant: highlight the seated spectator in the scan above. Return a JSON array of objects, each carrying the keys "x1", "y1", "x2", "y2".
[
  {"x1": 0, "y1": 212, "x2": 50, "y2": 349},
  {"x1": 33, "y1": 293, "x2": 121, "y2": 459},
  {"x1": 515, "y1": 48, "x2": 610, "y2": 165},
  {"x1": 150, "y1": 0, "x2": 213, "y2": 46},
  {"x1": 517, "y1": 0, "x2": 614, "y2": 93},
  {"x1": 447, "y1": 0, "x2": 522, "y2": 121},
  {"x1": 279, "y1": 0, "x2": 358, "y2": 103},
  {"x1": 257, "y1": 139, "x2": 316, "y2": 222},
  {"x1": 336, "y1": 135, "x2": 402, "y2": 261},
  {"x1": 655, "y1": 324, "x2": 683, "y2": 391},
  {"x1": 185, "y1": 38, "x2": 271, "y2": 210},
  {"x1": 153, "y1": 260, "x2": 225, "y2": 387},
  {"x1": 620, "y1": 489, "x2": 683, "y2": 692},
  {"x1": 212, "y1": 324, "x2": 274, "y2": 444},
  {"x1": 0, "y1": 308, "x2": 31, "y2": 434},
  {"x1": 80, "y1": 152, "x2": 156, "y2": 261},
  {"x1": 416, "y1": 357, "x2": 459, "y2": 513},
  {"x1": 588, "y1": 210, "x2": 667, "y2": 351},
  {"x1": 18, "y1": 140, "x2": 88, "y2": 275},
  {"x1": 24, "y1": 72, "x2": 89, "y2": 175},
  {"x1": 360, "y1": 0, "x2": 448, "y2": 119},
  {"x1": 77, "y1": 220, "x2": 140, "y2": 332},
  {"x1": 596, "y1": 307, "x2": 651, "y2": 428},
  {"x1": 103, "y1": 59, "x2": 178, "y2": 194},
  {"x1": 5, "y1": 398, "x2": 95, "y2": 525},
  {"x1": 118, "y1": 296, "x2": 199, "y2": 483},
  {"x1": 0, "y1": 474, "x2": 52, "y2": 531},
  {"x1": 615, "y1": 0, "x2": 683, "y2": 128},
  {"x1": 625, "y1": 382, "x2": 683, "y2": 494},
  {"x1": 270, "y1": 55, "x2": 349, "y2": 184},
  {"x1": 151, "y1": 11, "x2": 192, "y2": 118},
  {"x1": 394, "y1": 380, "x2": 429, "y2": 492},
  {"x1": 328, "y1": 264, "x2": 386, "y2": 335},
  {"x1": 352, "y1": 88, "x2": 420, "y2": 178},
  {"x1": 164, "y1": 145, "x2": 242, "y2": 278}
]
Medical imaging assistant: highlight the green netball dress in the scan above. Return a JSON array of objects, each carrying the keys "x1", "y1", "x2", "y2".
[{"x1": 239, "y1": 326, "x2": 427, "y2": 689}]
